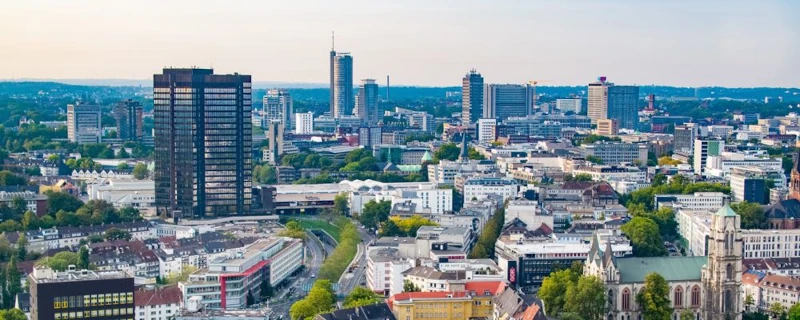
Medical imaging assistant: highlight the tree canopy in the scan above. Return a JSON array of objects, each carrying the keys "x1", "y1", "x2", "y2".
[
  {"x1": 343, "y1": 286, "x2": 384, "y2": 308},
  {"x1": 636, "y1": 273, "x2": 672, "y2": 320},
  {"x1": 620, "y1": 217, "x2": 667, "y2": 257}
]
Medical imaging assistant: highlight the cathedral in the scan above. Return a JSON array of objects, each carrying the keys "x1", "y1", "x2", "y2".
[{"x1": 584, "y1": 205, "x2": 742, "y2": 320}]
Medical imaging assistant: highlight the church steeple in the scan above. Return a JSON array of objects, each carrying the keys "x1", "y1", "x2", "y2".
[
  {"x1": 702, "y1": 204, "x2": 742, "y2": 320},
  {"x1": 458, "y1": 130, "x2": 470, "y2": 162},
  {"x1": 790, "y1": 150, "x2": 800, "y2": 200}
]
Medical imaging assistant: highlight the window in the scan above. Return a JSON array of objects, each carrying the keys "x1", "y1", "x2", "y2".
[
  {"x1": 726, "y1": 264, "x2": 734, "y2": 281},
  {"x1": 691, "y1": 286, "x2": 701, "y2": 307},
  {"x1": 674, "y1": 286, "x2": 683, "y2": 307},
  {"x1": 622, "y1": 288, "x2": 631, "y2": 310}
]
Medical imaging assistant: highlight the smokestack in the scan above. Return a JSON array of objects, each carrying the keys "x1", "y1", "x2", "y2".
[{"x1": 386, "y1": 75, "x2": 390, "y2": 100}]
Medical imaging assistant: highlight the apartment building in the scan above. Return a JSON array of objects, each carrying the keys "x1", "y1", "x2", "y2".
[
  {"x1": 580, "y1": 142, "x2": 648, "y2": 165},
  {"x1": 388, "y1": 282, "x2": 506, "y2": 320}
]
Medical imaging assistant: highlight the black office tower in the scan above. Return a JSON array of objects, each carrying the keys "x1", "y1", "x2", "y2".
[
  {"x1": 153, "y1": 68, "x2": 252, "y2": 218},
  {"x1": 29, "y1": 268, "x2": 135, "y2": 320},
  {"x1": 113, "y1": 99, "x2": 143, "y2": 141},
  {"x1": 461, "y1": 69, "x2": 484, "y2": 126}
]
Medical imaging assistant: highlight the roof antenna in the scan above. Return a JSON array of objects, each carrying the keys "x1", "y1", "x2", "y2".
[{"x1": 331, "y1": 31, "x2": 335, "y2": 51}]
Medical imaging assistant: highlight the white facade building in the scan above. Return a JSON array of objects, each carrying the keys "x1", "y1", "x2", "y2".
[
  {"x1": 556, "y1": 98, "x2": 582, "y2": 114},
  {"x1": 294, "y1": 112, "x2": 314, "y2": 134},
  {"x1": 374, "y1": 185, "x2": 453, "y2": 214},
  {"x1": 477, "y1": 118, "x2": 497, "y2": 143},
  {"x1": 572, "y1": 165, "x2": 646, "y2": 182},
  {"x1": 366, "y1": 247, "x2": 413, "y2": 295},
  {"x1": 654, "y1": 192, "x2": 730, "y2": 211},
  {"x1": 463, "y1": 177, "x2": 517, "y2": 203}
]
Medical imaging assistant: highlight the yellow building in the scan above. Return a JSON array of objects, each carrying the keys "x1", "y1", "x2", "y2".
[{"x1": 388, "y1": 281, "x2": 505, "y2": 320}]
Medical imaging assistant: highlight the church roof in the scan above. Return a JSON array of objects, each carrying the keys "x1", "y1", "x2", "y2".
[
  {"x1": 765, "y1": 199, "x2": 800, "y2": 220},
  {"x1": 715, "y1": 204, "x2": 737, "y2": 217},
  {"x1": 421, "y1": 151, "x2": 433, "y2": 162},
  {"x1": 616, "y1": 256, "x2": 707, "y2": 284}
]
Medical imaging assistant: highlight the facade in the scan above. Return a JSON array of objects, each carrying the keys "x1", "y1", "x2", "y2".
[
  {"x1": 134, "y1": 286, "x2": 182, "y2": 320},
  {"x1": 654, "y1": 192, "x2": 730, "y2": 211},
  {"x1": 30, "y1": 267, "x2": 135, "y2": 320},
  {"x1": 67, "y1": 103, "x2": 102, "y2": 144},
  {"x1": 555, "y1": 98, "x2": 581, "y2": 114},
  {"x1": 356, "y1": 79, "x2": 379, "y2": 125},
  {"x1": 693, "y1": 139, "x2": 724, "y2": 175},
  {"x1": 596, "y1": 119, "x2": 619, "y2": 136},
  {"x1": 463, "y1": 177, "x2": 517, "y2": 203},
  {"x1": 0, "y1": 191, "x2": 47, "y2": 216},
  {"x1": 114, "y1": 99, "x2": 144, "y2": 141},
  {"x1": 587, "y1": 78, "x2": 610, "y2": 124},
  {"x1": 365, "y1": 247, "x2": 412, "y2": 296},
  {"x1": 388, "y1": 282, "x2": 506, "y2": 320},
  {"x1": 586, "y1": 205, "x2": 742, "y2": 320},
  {"x1": 373, "y1": 184, "x2": 453, "y2": 215},
  {"x1": 572, "y1": 165, "x2": 646, "y2": 182},
  {"x1": 265, "y1": 121, "x2": 284, "y2": 165},
  {"x1": 483, "y1": 84, "x2": 532, "y2": 121},
  {"x1": 179, "y1": 238, "x2": 303, "y2": 310},
  {"x1": 153, "y1": 68, "x2": 252, "y2": 218},
  {"x1": 607, "y1": 85, "x2": 640, "y2": 130},
  {"x1": 295, "y1": 112, "x2": 314, "y2": 134},
  {"x1": 477, "y1": 118, "x2": 497, "y2": 143},
  {"x1": 262, "y1": 89, "x2": 292, "y2": 129},
  {"x1": 359, "y1": 127, "x2": 383, "y2": 147},
  {"x1": 461, "y1": 69, "x2": 484, "y2": 125},
  {"x1": 674, "y1": 123, "x2": 701, "y2": 153},
  {"x1": 730, "y1": 167, "x2": 779, "y2": 204},
  {"x1": 331, "y1": 53, "x2": 354, "y2": 118},
  {"x1": 580, "y1": 142, "x2": 648, "y2": 165}
]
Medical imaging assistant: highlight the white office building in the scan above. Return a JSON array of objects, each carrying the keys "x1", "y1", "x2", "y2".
[
  {"x1": 654, "y1": 192, "x2": 730, "y2": 211},
  {"x1": 556, "y1": 98, "x2": 582, "y2": 114},
  {"x1": 693, "y1": 139, "x2": 724, "y2": 175},
  {"x1": 463, "y1": 177, "x2": 517, "y2": 203},
  {"x1": 67, "y1": 103, "x2": 102, "y2": 144},
  {"x1": 294, "y1": 112, "x2": 314, "y2": 134},
  {"x1": 477, "y1": 118, "x2": 497, "y2": 143}
]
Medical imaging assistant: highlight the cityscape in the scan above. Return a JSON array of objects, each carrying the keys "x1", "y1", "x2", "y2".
[{"x1": 1, "y1": 2, "x2": 799, "y2": 320}]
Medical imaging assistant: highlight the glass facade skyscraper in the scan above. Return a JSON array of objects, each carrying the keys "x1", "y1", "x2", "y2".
[
  {"x1": 462, "y1": 69, "x2": 484, "y2": 125},
  {"x1": 356, "y1": 79, "x2": 379, "y2": 125},
  {"x1": 331, "y1": 52, "x2": 353, "y2": 118},
  {"x1": 153, "y1": 68, "x2": 252, "y2": 219}
]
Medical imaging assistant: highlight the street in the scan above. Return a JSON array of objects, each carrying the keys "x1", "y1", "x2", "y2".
[
  {"x1": 337, "y1": 225, "x2": 377, "y2": 295},
  {"x1": 268, "y1": 230, "x2": 327, "y2": 318}
]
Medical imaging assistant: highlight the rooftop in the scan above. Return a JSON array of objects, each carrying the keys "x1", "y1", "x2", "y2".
[
  {"x1": 616, "y1": 256, "x2": 707, "y2": 283},
  {"x1": 30, "y1": 267, "x2": 131, "y2": 283}
]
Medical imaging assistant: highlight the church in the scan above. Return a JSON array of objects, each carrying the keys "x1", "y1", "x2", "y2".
[{"x1": 584, "y1": 205, "x2": 743, "y2": 320}]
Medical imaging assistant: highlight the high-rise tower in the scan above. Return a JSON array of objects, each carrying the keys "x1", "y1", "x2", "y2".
[
  {"x1": 114, "y1": 99, "x2": 143, "y2": 141},
  {"x1": 356, "y1": 79, "x2": 379, "y2": 125},
  {"x1": 153, "y1": 68, "x2": 252, "y2": 219},
  {"x1": 263, "y1": 89, "x2": 293, "y2": 129},
  {"x1": 330, "y1": 34, "x2": 353, "y2": 119},
  {"x1": 461, "y1": 69, "x2": 484, "y2": 126},
  {"x1": 587, "y1": 77, "x2": 639, "y2": 130}
]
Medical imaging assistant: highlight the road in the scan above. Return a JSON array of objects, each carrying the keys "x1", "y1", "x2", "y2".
[
  {"x1": 268, "y1": 230, "x2": 327, "y2": 318},
  {"x1": 337, "y1": 225, "x2": 378, "y2": 295}
]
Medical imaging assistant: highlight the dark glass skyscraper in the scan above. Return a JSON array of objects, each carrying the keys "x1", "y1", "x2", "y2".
[
  {"x1": 153, "y1": 68, "x2": 252, "y2": 219},
  {"x1": 331, "y1": 52, "x2": 353, "y2": 118},
  {"x1": 356, "y1": 79, "x2": 378, "y2": 125},
  {"x1": 113, "y1": 99, "x2": 143, "y2": 141},
  {"x1": 461, "y1": 69, "x2": 484, "y2": 125},
  {"x1": 607, "y1": 85, "x2": 640, "y2": 130}
]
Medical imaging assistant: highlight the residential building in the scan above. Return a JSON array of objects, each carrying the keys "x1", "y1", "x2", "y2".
[
  {"x1": 555, "y1": 98, "x2": 581, "y2": 114},
  {"x1": 114, "y1": 99, "x2": 144, "y2": 141},
  {"x1": 366, "y1": 247, "x2": 413, "y2": 296},
  {"x1": 596, "y1": 119, "x2": 619, "y2": 136},
  {"x1": 316, "y1": 304, "x2": 396, "y2": 320},
  {"x1": 29, "y1": 266, "x2": 135, "y2": 320},
  {"x1": 693, "y1": 139, "x2": 724, "y2": 175},
  {"x1": 153, "y1": 68, "x2": 252, "y2": 218},
  {"x1": 483, "y1": 84, "x2": 532, "y2": 120},
  {"x1": 67, "y1": 103, "x2": 101, "y2": 144},
  {"x1": 461, "y1": 69, "x2": 484, "y2": 125},
  {"x1": 427, "y1": 160, "x2": 498, "y2": 185},
  {"x1": 0, "y1": 191, "x2": 47, "y2": 216},
  {"x1": 358, "y1": 127, "x2": 382, "y2": 148},
  {"x1": 477, "y1": 118, "x2": 497, "y2": 143},
  {"x1": 295, "y1": 112, "x2": 314, "y2": 134},
  {"x1": 654, "y1": 192, "x2": 730, "y2": 211},
  {"x1": 704, "y1": 152, "x2": 783, "y2": 178},
  {"x1": 388, "y1": 282, "x2": 506, "y2": 320},
  {"x1": 373, "y1": 184, "x2": 453, "y2": 215},
  {"x1": 331, "y1": 52, "x2": 354, "y2": 118},
  {"x1": 356, "y1": 79, "x2": 379, "y2": 125},
  {"x1": 179, "y1": 238, "x2": 303, "y2": 309},
  {"x1": 505, "y1": 114, "x2": 592, "y2": 130},
  {"x1": 586, "y1": 205, "x2": 742, "y2": 320},
  {"x1": 580, "y1": 142, "x2": 648, "y2": 165},
  {"x1": 262, "y1": 89, "x2": 292, "y2": 129},
  {"x1": 134, "y1": 285, "x2": 183, "y2": 320},
  {"x1": 572, "y1": 165, "x2": 646, "y2": 182}
]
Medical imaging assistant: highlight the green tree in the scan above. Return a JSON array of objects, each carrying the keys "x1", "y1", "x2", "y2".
[
  {"x1": 21, "y1": 211, "x2": 39, "y2": 230},
  {"x1": 45, "y1": 191, "x2": 84, "y2": 215},
  {"x1": 117, "y1": 163, "x2": 130, "y2": 170},
  {"x1": 163, "y1": 266, "x2": 198, "y2": 284},
  {"x1": 14, "y1": 235, "x2": 26, "y2": 261},
  {"x1": 788, "y1": 303, "x2": 800, "y2": 320},
  {"x1": 565, "y1": 173, "x2": 593, "y2": 182},
  {"x1": 564, "y1": 275, "x2": 606, "y2": 320},
  {"x1": 333, "y1": 193, "x2": 349, "y2": 216},
  {"x1": 538, "y1": 269, "x2": 578, "y2": 316},
  {"x1": 379, "y1": 219, "x2": 403, "y2": 237},
  {"x1": 636, "y1": 273, "x2": 672, "y2": 320},
  {"x1": 621, "y1": 217, "x2": 667, "y2": 257},
  {"x1": 771, "y1": 302, "x2": 787, "y2": 319},
  {"x1": 5, "y1": 257, "x2": 21, "y2": 306},
  {"x1": 0, "y1": 308, "x2": 27, "y2": 320},
  {"x1": 732, "y1": 201, "x2": 768, "y2": 229},
  {"x1": 289, "y1": 299, "x2": 316, "y2": 320},
  {"x1": 343, "y1": 286, "x2": 383, "y2": 308},
  {"x1": 433, "y1": 143, "x2": 460, "y2": 161},
  {"x1": 132, "y1": 163, "x2": 149, "y2": 180},
  {"x1": 104, "y1": 228, "x2": 132, "y2": 241},
  {"x1": 585, "y1": 155, "x2": 604, "y2": 164},
  {"x1": 359, "y1": 200, "x2": 391, "y2": 229},
  {"x1": 680, "y1": 309, "x2": 695, "y2": 320},
  {"x1": 403, "y1": 280, "x2": 421, "y2": 292},
  {"x1": 652, "y1": 173, "x2": 667, "y2": 187},
  {"x1": 79, "y1": 246, "x2": 90, "y2": 269},
  {"x1": 36, "y1": 251, "x2": 81, "y2": 271},
  {"x1": 468, "y1": 147, "x2": 485, "y2": 160}
]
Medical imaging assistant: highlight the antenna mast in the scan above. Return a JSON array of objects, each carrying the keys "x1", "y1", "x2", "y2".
[{"x1": 331, "y1": 31, "x2": 335, "y2": 51}]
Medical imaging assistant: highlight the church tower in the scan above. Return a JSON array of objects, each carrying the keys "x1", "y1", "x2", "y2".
[
  {"x1": 702, "y1": 205, "x2": 743, "y2": 320},
  {"x1": 790, "y1": 150, "x2": 800, "y2": 200}
]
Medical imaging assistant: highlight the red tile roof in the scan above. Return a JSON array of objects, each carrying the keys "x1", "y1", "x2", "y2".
[
  {"x1": 134, "y1": 285, "x2": 182, "y2": 307},
  {"x1": 520, "y1": 303, "x2": 541, "y2": 320},
  {"x1": 389, "y1": 281, "x2": 506, "y2": 303}
]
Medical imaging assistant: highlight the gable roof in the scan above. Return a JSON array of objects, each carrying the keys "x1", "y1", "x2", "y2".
[
  {"x1": 615, "y1": 256, "x2": 707, "y2": 283},
  {"x1": 715, "y1": 204, "x2": 737, "y2": 217},
  {"x1": 315, "y1": 303, "x2": 396, "y2": 320},
  {"x1": 765, "y1": 199, "x2": 800, "y2": 220},
  {"x1": 134, "y1": 285, "x2": 182, "y2": 307}
]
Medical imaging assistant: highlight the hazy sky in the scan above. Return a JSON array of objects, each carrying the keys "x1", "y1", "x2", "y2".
[{"x1": 1, "y1": 0, "x2": 799, "y2": 87}]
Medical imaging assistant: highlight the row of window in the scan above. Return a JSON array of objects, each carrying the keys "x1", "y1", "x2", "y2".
[
  {"x1": 54, "y1": 308, "x2": 133, "y2": 319},
  {"x1": 54, "y1": 292, "x2": 133, "y2": 309}
]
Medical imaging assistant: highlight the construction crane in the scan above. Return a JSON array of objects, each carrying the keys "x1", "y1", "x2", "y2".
[{"x1": 527, "y1": 80, "x2": 552, "y2": 112}]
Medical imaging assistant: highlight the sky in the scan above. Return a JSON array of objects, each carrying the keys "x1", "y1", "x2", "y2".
[{"x1": 1, "y1": 0, "x2": 799, "y2": 87}]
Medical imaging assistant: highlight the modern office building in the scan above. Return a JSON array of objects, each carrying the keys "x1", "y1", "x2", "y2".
[
  {"x1": 29, "y1": 266, "x2": 135, "y2": 320},
  {"x1": 483, "y1": 84, "x2": 532, "y2": 121},
  {"x1": 693, "y1": 139, "x2": 723, "y2": 175},
  {"x1": 295, "y1": 112, "x2": 314, "y2": 134},
  {"x1": 67, "y1": 103, "x2": 102, "y2": 144},
  {"x1": 596, "y1": 119, "x2": 619, "y2": 136},
  {"x1": 262, "y1": 89, "x2": 292, "y2": 129},
  {"x1": 461, "y1": 69, "x2": 484, "y2": 125},
  {"x1": 266, "y1": 121, "x2": 284, "y2": 165},
  {"x1": 556, "y1": 98, "x2": 582, "y2": 114},
  {"x1": 674, "y1": 123, "x2": 702, "y2": 153},
  {"x1": 587, "y1": 77, "x2": 639, "y2": 129},
  {"x1": 153, "y1": 68, "x2": 252, "y2": 218},
  {"x1": 114, "y1": 99, "x2": 143, "y2": 141},
  {"x1": 580, "y1": 142, "x2": 648, "y2": 165},
  {"x1": 477, "y1": 118, "x2": 497, "y2": 143},
  {"x1": 358, "y1": 127, "x2": 383, "y2": 148},
  {"x1": 356, "y1": 79, "x2": 379, "y2": 125},
  {"x1": 331, "y1": 52, "x2": 354, "y2": 118}
]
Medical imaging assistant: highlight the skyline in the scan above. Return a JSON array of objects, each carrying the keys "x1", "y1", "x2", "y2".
[{"x1": 1, "y1": 1, "x2": 799, "y2": 87}]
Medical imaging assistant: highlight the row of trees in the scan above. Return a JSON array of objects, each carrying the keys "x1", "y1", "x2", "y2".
[
  {"x1": 380, "y1": 216, "x2": 438, "y2": 237},
  {"x1": 317, "y1": 217, "x2": 361, "y2": 281},
  {"x1": 468, "y1": 204, "x2": 506, "y2": 259},
  {"x1": 289, "y1": 279, "x2": 337, "y2": 320},
  {"x1": 0, "y1": 195, "x2": 140, "y2": 235},
  {"x1": 431, "y1": 142, "x2": 485, "y2": 162}
]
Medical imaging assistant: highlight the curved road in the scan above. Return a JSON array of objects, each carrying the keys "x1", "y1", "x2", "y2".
[
  {"x1": 338, "y1": 226, "x2": 377, "y2": 295},
  {"x1": 270, "y1": 230, "x2": 328, "y2": 318}
]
